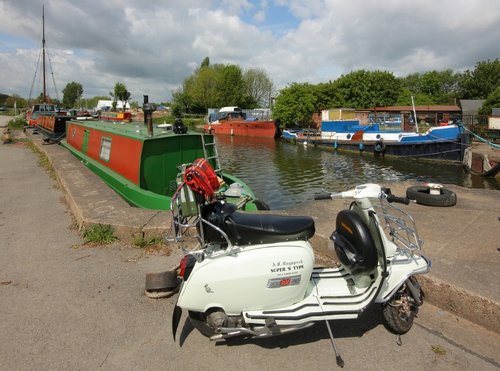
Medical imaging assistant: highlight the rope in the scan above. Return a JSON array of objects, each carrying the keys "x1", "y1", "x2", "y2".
[
  {"x1": 46, "y1": 48, "x2": 60, "y2": 101},
  {"x1": 28, "y1": 41, "x2": 43, "y2": 103},
  {"x1": 396, "y1": 148, "x2": 461, "y2": 158},
  {"x1": 461, "y1": 125, "x2": 500, "y2": 149}
]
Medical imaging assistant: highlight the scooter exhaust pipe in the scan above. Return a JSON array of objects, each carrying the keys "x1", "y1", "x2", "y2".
[{"x1": 209, "y1": 322, "x2": 315, "y2": 341}]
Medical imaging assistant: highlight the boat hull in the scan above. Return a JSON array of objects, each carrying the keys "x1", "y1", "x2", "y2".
[
  {"x1": 285, "y1": 137, "x2": 467, "y2": 161},
  {"x1": 284, "y1": 124, "x2": 469, "y2": 161},
  {"x1": 204, "y1": 120, "x2": 279, "y2": 138},
  {"x1": 62, "y1": 120, "x2": 258, "y2": 211},
  {"x1": 36, "y1": 115, "x2": 72, "y2": 142}
]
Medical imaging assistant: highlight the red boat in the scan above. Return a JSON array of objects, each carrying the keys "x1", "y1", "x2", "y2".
[{"x1": 203, "y1": 107, "x2": 280, "y2": 138}]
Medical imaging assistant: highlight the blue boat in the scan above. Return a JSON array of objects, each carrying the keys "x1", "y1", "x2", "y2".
[{"x1": 282, "y1": 119, "x2": 469, "y2": 161}]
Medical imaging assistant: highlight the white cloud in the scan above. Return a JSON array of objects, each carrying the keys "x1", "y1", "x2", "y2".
[{"x1": 0, "y1": 0, "x2": 498, "y2": 103}]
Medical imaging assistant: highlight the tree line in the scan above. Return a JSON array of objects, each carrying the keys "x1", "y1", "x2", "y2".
[
  {"x1": 2, "y1": 82, "x2": 133, "y2": 112},
  {"x1": 274, "y1": 59, "x2": 500, "y2": 127},
  {"x1": 170, "y1": 57, "x2": 274, "y2": 116}
]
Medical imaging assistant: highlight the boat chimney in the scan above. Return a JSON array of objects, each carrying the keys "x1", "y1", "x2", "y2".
[{"x1": 143, "y1": 95, "x2": 156, "y2": 137}]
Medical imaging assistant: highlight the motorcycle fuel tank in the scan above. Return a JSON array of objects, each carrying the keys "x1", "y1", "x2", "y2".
[{"x1": 177, "y1": 241, "x2": 315, "y2": 315}]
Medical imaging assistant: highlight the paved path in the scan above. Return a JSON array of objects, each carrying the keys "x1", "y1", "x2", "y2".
[
  {"x1": 1, "y1": 139, "x2": 499, "y2": 370},
  {"x1": 0, "y1": 115, "x2": 10, "y2": 128}
]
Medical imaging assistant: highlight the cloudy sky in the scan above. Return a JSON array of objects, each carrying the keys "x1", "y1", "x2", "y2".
[{"x1": 0, "y1": 0, "x2": 499, "y2": 104}]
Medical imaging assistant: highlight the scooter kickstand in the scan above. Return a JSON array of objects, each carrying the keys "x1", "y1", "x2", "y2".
[{"x1": 324, "y1": 320, "x2": 344, "y2": 368}]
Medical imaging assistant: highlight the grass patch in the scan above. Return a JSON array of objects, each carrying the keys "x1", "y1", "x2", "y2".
[
  {"x1": 8, "y1": 116, "x2": 27, "y2": 130},
  {"x1": 431, "y1": 345, "x2": 446, "y2": 355},
  {"x1": 82, "y1": 224, "x2": 118, "y2": 244},
  {"x1": 25, "y1": 142, "x2": 56, "y2": 179},
  {"x1": 133, "y1": 234, "x2": 164, "y2": 248},
  {"x1": 133, "y1": 233, "x2": 171, "y2": 255}
]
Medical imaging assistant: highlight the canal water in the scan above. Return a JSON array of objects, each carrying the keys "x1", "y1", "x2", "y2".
[{"x1": 215, "y1": 135, "x2": 499, "y2": 210}]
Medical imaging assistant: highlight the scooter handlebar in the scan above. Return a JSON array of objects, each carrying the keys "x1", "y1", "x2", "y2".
[
  {"x1": 386, "y1": 194, "x2": 410, "y2": 205},
  {"x1": 314, "y1": 192, "x2": 344, "y2": 200},
  {"x1": 314, "y1": 193, "x2": 333, "y2": 200}
]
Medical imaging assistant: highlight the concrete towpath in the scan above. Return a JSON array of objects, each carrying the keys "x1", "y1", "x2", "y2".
[{"x1": 15, "y1": 128, "x2": 500, "y2": 334}]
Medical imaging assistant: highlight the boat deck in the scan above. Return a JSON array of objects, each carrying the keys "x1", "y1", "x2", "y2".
[{"x1": 69, "y1": 119, "x2": 192, "y2": 140}]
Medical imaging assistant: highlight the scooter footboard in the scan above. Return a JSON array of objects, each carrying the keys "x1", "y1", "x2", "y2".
[
  {"x1": 244, "y1": 267, "x2": 382, "y2": 326},
  {"x1": 375, "y1": 254, "x2": 431, "y2": 303}
]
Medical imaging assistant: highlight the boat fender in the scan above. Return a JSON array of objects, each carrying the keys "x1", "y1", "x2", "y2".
[
  {"x1": 374, "y1": 140, "x2": 386, "y2": 153},
  {"x1": 359, "y1": 142, "x2": 364, "y2": 151},
  {"x1": 406, "y1": 184, "x2": 457, "y2": 207}
]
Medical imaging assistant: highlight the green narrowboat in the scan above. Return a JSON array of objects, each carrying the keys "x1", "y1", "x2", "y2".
[{"x1": 60, "y1": 98, "x2": 260, "y2": 211}]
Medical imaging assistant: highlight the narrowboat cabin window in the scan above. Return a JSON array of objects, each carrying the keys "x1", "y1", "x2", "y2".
[{"x1": 100, "y1": 137, "x2": 112, "y2": 161}]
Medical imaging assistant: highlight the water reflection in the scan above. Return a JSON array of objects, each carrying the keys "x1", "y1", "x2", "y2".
[{"x1": 215, "y1": 135, "x2": 499, "y2": 210}]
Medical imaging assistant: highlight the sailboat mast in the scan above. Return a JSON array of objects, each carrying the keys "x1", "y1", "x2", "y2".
[{"x1": 42, "y1": 5, "x2": 47, "y2": 103}]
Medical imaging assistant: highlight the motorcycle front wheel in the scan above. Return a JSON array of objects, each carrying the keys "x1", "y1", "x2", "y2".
[{"x1": 382, "y1": 277, "x2": 422, "y2": 334}]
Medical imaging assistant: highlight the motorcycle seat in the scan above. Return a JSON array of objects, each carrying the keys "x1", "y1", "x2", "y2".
[{"x1": 225, "y1": 212, "x2": 316, "y2": 245}]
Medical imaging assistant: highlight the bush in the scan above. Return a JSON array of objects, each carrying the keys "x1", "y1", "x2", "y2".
[{"x1": 8, "y1": 116, "x2": 27, "y2": 130}]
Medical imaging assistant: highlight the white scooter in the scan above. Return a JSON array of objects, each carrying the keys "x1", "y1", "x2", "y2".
[{"x1": 170, "y1": 163, "x2": 430, "y2": 367}]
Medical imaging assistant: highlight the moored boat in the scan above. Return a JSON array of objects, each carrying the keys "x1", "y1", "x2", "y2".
[
  {"x1": 36, "y1": 113, "x2": 73, "y2": 143},
  {"x1": 283, "y1": 113, "x2": 469, "y2": 161},
  {"x1": 99, "y1": 111, "x2": 132, "y2": 122},
  {"x1": 60, "y1": 97, "x2": 262, "y2": 211},
  {"x1": 204, "y1": 106, "x2": 281, "y2": 138},
  {"x1": 26, "y1": 7, "x2": 63, "y2": 131}
]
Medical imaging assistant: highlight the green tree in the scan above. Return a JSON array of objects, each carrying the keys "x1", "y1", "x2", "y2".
[
  {"x1": 334, "y1": 70, "x2": 401, "y2": 109},
  {"x1": 62, "y1": 81, "x2": 83, "y2": 108},
  {"x1": 395, "y1": 88, "x2": 435, "y2": 106},
  {"x1": 315, "y1": 82, "x2": 345, "y2": 110},
  {"x1": 190, "y1": 66, "x2": 220, "y2": 109},
  {"x1": 243, "y1": 68, "x2": 274, "y2": 108},
  {"x1": 479, "y1": 86, "x2": 500, "y2": 115},
  {"x1": 110, "y1": 82, "x2": 131, "y2": 111},
  {"x1": 5, "y1": 94, "x2": 28, "y2": 108},
  {"x1": 201, "y1": 56, "x2": 210, "y2": 68},
  {"x1": 217, "y1": 64, "x2": 245, "y2": 106},
  {"x1": 171, "y1": 87, "x2": 193, "y2": 115},
  {"x1": 399, "y1": 70, "x2": 459, "y2": 104},
  {"x1": 172, "y1": 58, "x2": 276, "y2": 114},
  {"x1": 459, "y1": 59, "x2": 500, "y2": 99},
  {"x1": 273, "y1": 83, "x2": 318, "y2": 127}
]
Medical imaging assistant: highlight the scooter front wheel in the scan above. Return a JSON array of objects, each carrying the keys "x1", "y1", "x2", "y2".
[
  {"x1": 383, "y1": 277, "x2": 422, "y2": 334},
  {"x1": 188, "y1": 310, "x2": 221, "y2": 337}
]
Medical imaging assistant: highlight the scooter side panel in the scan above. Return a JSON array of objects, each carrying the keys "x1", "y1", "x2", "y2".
[{"x1": 177, "y1": 241, "x2": 315, "y2": 315}]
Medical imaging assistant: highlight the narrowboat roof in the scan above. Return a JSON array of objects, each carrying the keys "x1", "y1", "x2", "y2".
[{"x1": 68, "y1": 119, "x2": 197, "y2": 140}]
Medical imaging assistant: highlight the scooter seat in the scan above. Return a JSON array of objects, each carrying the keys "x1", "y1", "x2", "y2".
[
  {"x1": 201, "y1": 201, "x2": 315, "y2": 245},
  {"x1": 225, "y1": 212, "x2": 315, "y2": 245}
]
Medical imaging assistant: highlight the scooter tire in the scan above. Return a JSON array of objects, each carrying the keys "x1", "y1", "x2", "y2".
[
  {"x1": 406, "y1": 185, "x2": 457, "y2": 207},
  {"x1": 188, "y1": 311, "x2": 217, "y2": 337},
  {"x1": 383, "y1": 277, "x2": 421, "y2": 334},
  {"x1": 382, "y1": 302, "x2": 416, "y2": 335}
]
